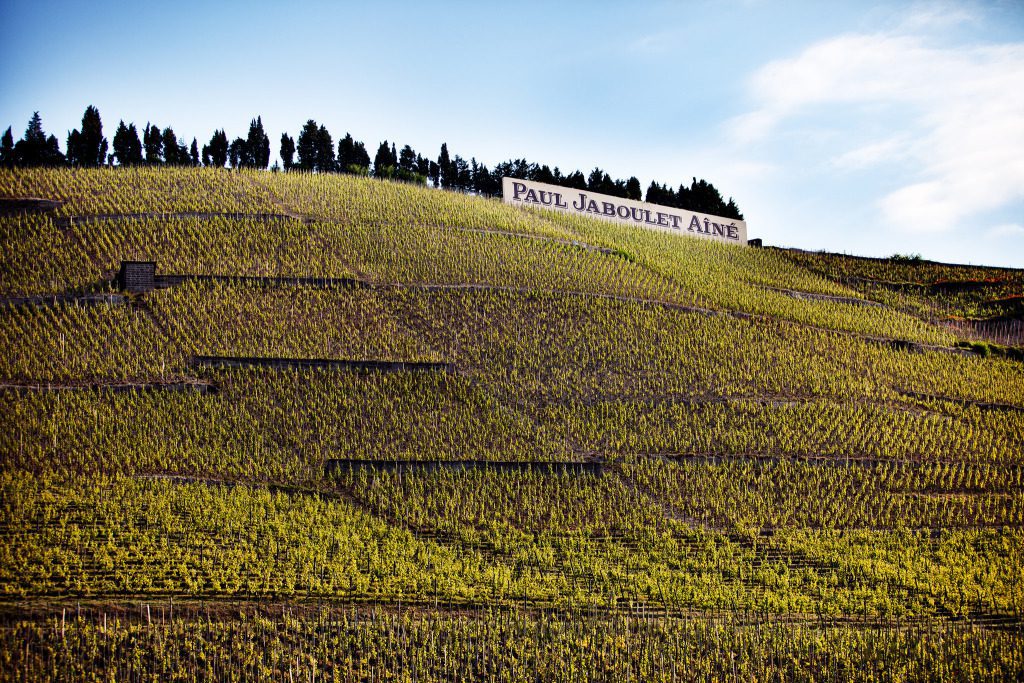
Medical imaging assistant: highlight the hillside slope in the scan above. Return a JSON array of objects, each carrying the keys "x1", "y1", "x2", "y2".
[{"x1": 1, "y1": 168, "x2": 1022, "y2": 680}]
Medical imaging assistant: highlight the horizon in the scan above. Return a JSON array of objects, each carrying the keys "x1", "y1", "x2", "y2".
[{"x1": 2, "y1": 0, "x2": 1022, "y2": 267}]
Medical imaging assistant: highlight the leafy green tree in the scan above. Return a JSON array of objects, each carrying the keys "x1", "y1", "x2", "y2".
[
  {"x1": 280, "y1": 133, "x2": 295, "y2": 170},
  {"x1": 112, "y1": 121, "x2": 142, "y2": 166}
]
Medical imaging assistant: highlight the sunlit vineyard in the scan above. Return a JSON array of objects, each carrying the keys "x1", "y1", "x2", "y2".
[{"x1": 1, "y1": 167, "x2": 1022, "y2": 680}]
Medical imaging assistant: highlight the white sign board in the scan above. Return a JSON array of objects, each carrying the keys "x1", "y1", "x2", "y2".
[{"x1": 502, "y1": 177, "x2": 747, "y2": 246}]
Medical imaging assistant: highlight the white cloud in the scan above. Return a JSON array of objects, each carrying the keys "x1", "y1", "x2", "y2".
[
  {"x1": 729, "y1": 26, "x2": 1024, "y2": 234},
  {"x1": 896, "y1": 1, "x2": 980, "y2": 31},
  {"x1": 831, "y1": 136, "x2": 911, "y2": 170}
]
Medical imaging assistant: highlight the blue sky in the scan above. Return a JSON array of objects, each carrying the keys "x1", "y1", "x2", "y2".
[{"x1": 2, "y1": 1, "x2": 1022, "y2": 266}]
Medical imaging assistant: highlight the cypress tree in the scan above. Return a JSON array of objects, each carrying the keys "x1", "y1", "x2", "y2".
[
  {"x1": 247, "y1": 116, "x2": 270, "y2": 169},
  {"x1": 438, "y1": 143, "x2": 452, "y2": 189},
  {"x1": 315, "y1": 125, "x2": 335, "y2": 172},
  {"x1": 373, "y1": 141, "x2": 394, "y2": 178},
  {"x1": 0, "y1": 127, "x2": 14, "y2": 168},
  {"x1": 352, "y1": 140, "x2": 370, "y2": 172},
  {"x1": 280, "y1": 133, "x2": 295, "y2": 170},
  {"x1": 296, "y1": 120, "x2": 319, "y2": 171},
  {"x1": 142, "y1": 124, "x2": 162, "y2": 164},
  {"x1": 66, "y1": 130, "x2": 82, "y2": 166},
  {"x1": 66, "y1": 105, "x2": 106, "y2": 167},
  {"x1": 337, "y1": 133, "x2": 356, "y2": 171}
]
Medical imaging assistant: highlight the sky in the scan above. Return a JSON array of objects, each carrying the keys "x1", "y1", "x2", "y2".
[{"x1": 2, "y1": 0, "x2": 1022, "y2": 267}]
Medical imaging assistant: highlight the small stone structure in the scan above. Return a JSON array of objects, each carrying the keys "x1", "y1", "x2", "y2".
[{"x1": 117, "y1": 261, "x2": 156, "y2": 292}]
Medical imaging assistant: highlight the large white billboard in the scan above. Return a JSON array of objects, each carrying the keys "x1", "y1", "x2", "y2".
[{"x1": 502, "y1": 177, "x2": 748, "y2": 246}]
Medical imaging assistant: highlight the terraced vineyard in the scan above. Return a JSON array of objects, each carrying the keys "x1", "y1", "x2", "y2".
[{"x1": 1, "y1": 168, "x2": 1022, "y2": 680}]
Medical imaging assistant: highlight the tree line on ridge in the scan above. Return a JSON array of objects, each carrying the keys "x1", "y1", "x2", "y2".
[{"x1": 1, "y1": 107, "x2": 743, "y2": 219}]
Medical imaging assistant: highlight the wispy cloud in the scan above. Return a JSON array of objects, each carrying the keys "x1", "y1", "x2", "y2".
[
  {"x1": 729, "y1": 22, "x2": 1024, "y2": 234},
  {"x1": 831, "y1": 135, "x2": 911, "y2": 170}
]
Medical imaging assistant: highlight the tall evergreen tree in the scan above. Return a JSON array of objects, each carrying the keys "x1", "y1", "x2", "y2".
[
  {"x1": 454, "y1": 155, "x2": 471, "y2": 190},
  {"x1": 625, "y1": 176, "x2": 642, "y2": 201},
  {"x1": 587, "y1": 168, "x2": 608, "y2": 193},
  {"x1": 161, "y1": 127, "x2": 186, "y2": 165},
  {"x1": 415, "y1": 154, "x2": 430, "y2": 178},
  {"x1": 315, "y1": 125, "x2": 335, "y2": 172},
  {"x1": 296, "y1": 120, "x2": 319, "y2": 171},
  {"x1": 352, "y1": 141, "x2": 370, "y2": 172},
  {"x1": 724, "y1": 197, "x2": 744, "y2": 220},
  {"x1": 228, "y1": 137, "x2": 246, "y2": 169},
  {"x1": 336, "y1": 133, "x2": 356, "y2": 171},
  {"x1": 14, "y1": 112, "x2": 64, "y2": 166},
  {"x1": 0, "y1": 127, "x2": 14, "y2": 168},
  {"x1": 373, "y1": 141, "x2": 394, "y2": 178},
  {"x1": 398, "y1": 145, "x2": 417, "y2": 173},
  {"x1": 437, "y1": 143, "x2": 453, "y2": 189},
  {"x1": 112, "y1": 121, "x2": 142, "y2": 166},
  {"x1": 246, "y1": 116, "x2": 270, "y2": 169},
  {"x1": 204, "y1": 129, "x2": 229, "y2": 167},
  {"x1": 190, "y1": 138, "x2": 199, "y2": 166},
  {"x1": 66, "y1": 130, "x2": 82, "y2": 165},
  {"x1": 532, "y1": 164, "x2": 554, "y2": 184},
  {"x1": 142, "y1": 124, "x2": 163, "y2": 164},
  {"x1": 66, "y1": 105, "x2": 107, "y2": 167},
  {"x1": 564, "y1": 170, "x2": 587, "y2": 190},
  {"x1": 280, "y1": 133, "x2": 295, "y2": 170}
]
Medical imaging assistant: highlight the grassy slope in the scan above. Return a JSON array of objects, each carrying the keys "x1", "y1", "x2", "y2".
[{"x1": 1, "y1": 168, "x2": 1022, "y2": 679}]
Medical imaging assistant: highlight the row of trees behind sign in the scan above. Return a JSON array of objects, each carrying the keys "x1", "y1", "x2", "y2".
[{"x1": 1, "y1": 107, "x2": 743, "y2": 219}]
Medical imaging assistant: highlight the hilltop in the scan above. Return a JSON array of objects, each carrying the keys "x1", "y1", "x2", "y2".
[{"x1": 1, "y1": 167, "x2": 1022, "y2": 680}]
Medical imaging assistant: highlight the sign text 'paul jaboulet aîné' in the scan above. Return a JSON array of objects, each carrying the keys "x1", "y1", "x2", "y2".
[{"x1": 502, "y1": 177, "x2": 748, "y2": 245}]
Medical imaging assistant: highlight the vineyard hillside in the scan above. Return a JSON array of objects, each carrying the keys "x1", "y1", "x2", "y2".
[{"x1": 1, "y1": 167, "x2": 1023, "y2": 681}]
